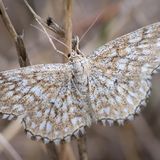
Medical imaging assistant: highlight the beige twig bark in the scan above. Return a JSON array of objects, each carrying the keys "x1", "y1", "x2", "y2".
[
  {"x1": 0, "y1": 0, "x2": 30, "y2": 67},
  {"x1": 59, "y1": 1, "x2": 76, "y2": 160},
  {"x1": 0, "y1": 0, "x2": 31, "y2": 159},
  {"x1": 24, "y1": 0, "x2": 65, "y2": 38},
  {"x1": 78, "y1": 136, "x2": 88, "y2": 160},
  {"x1": 62, "y1": 1, "x2": 88, "y2": 160},
  {"x1": 0, "y1": 134, "x2": 23, "y2": 160},
  {"x1": 64, "y1": 0, "x2": 73, "y2": 53}
]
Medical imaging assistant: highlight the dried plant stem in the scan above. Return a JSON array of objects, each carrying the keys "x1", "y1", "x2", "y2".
[
  {"x1": 64, "y1": 0, "x2": 88, "y2": 159},
  {"x1": 23, "y1": 1, "x2": 66, "y2": 160},
  {"x1": 59, "y1": 143, "x2": 76, "y2": 160},
  {"x1": 0, "y1": 0, "x2": 30, "y2": 67},
  {"x1": 64, "y1": 0, "x2": 73, "y2": 53},
  {"x1": 63, "y1": 1, "x2": 89, "y2": 160},
  {"x1": 23, "y1": 0, "x2": 65, "y2": 38},
  {"x1": 0, "y1": 120, "x2": 22, "y2": 153},
  {"x1": 35, "y1": 17, "x2": 67, "y2": 58},
  {"x1": 58, "y1": 1, "x2": 76, "y2": 160},
  {"x1": 0, "y1": 120, "x2": 22, "y2": 159},
  {"x1": 23, "y1": 1, "x2": 61, "y2": 160},
  {"x1": 133, "y1": 116, "x2": 160, "y2": 160},
  {"x1": 45, "y1": 143, "x2": 59, "y2": 160},
  {"x1": 0, "y1": 134, "x2": 23, "y2": 160},
  {"x1": 45, "y1": 143, "x2": 58, "y2": 160},
  {"x1": 78, "y1": 136, "x2": 88, "y2": 160},
  {"x1": 24, "y1": 0, "x2": 77, "y2": 52},
  {"x1": 0, "y1": 0, "x2": 31, "y2": 159}
]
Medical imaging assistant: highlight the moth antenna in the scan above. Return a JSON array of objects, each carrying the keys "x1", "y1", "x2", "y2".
[
  {"x1": 24, "y1": 0, "x2": 67, "y2": 58},
  {"x1": 31, "y1": 24, "x2": 70, "y2": 50},
  {"x1": 79, "y1": 11, "x2": 102, "y2": 42},
  {"x1": 35, "y1": 18, "x2": 68, "y2": 58},
  {"x1": 72, "y1": 36, "x2": 80, "y2": 51},
  {"x1": 72, "y1": 36, "x2": 85, "y2": 56}
]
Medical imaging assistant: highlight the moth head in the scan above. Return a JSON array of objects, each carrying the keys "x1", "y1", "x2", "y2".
[
  {"x1": 67, "y1": 50, "x2": 84, "y2": 62},
  {"x1": 67, "y1": 36, "x2": 84, "y2": 62}
]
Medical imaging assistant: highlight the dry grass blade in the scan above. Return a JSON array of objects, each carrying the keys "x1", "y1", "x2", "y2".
[
  {"x1": 64, "y1": 0, "x2": 88, "y2": 158},
  {"x1": 0, "y1": 120, "x2": 22, "y2": 153},
  {"x1": 0, "y1": 0, "x2": 30, "y2": 67},
  {"x1": 0, "y1": 2, "x2": 29, "y2": 160},
  {"x1": 15, "y1": 35, "x2": 31, "y2": 67},
  {"x1": 78, "y1": 136, "x2": 88, "y2": 160},
  {"x1": 45, "y1": 143, "x2": 59, "y2": 160},
  {"x1": 23, "y1": 1, "x2": 61, "y2": 160},
  {"x1": 0, "y1": 134, "x2": 23, "y2": 160},
  {"x1": 58, "y1": 1, "x2": 77, "y2": 160},
  {"x1": 0, "y1": 1, "x2": 31, "y2": 159},
  {"x1": 59, "y1": 143, "x2": 76, "y2": 160},
  {"x1": 23, "y1": 0, "x2": 65, "y2": 38},
  {"x1": 64, "y1": 0, "x2": 73, "y2": 53},
  {"x1": 35, "y1": 18, "x2": 67, "y2": 58},
  {"x1": 133, "y1": 116, "x2": 160, "y2": 160}
]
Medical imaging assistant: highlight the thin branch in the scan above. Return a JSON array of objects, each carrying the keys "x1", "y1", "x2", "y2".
[
  {"x1": 0, "y1": 134, "x2": 23, "y2": 160},
  {"x1": 58, "y1": 1, "x2": 76, "y2": 160},
  {"x1": 31, "y1": 24, "x2": 70, "y2": 50},
  {"x1": 0, "y1": 0, "x2": 31, "y2": 145},
  {"x1": 0, "y1": 0, "x2": 30, "y2": 149},
  {"x1": 64, "y1": 0, "x2": 73, "y2": 53},
  {"x1": 24, "y1": 0, "x2": 78, "y2": 52},
  {"x1": 0, "y1": 0, "x2": 30, "y2": 67},
  {"x1": 0, "y1": 0, "x2": 17, "y2": 39},
  {"x1": 35, "y1": 18, "x2": 68, "y2": 58},
  {"x1": 0, "y1": 120, "x2": 22, "y2": 153},
  {"x1": 23, "y1": 0, "x2": 65, "y2": 38},
  {"x1": 133, "y1": 116, "x2": 160, "y2": 160},
  {"x1": 64, "y1": 0, "x2": 88, "y2": 158},
  {"x1": 59, "y1": 143, "x2": 77, "y2": 160},
  {"x1": 15, "y1": 35, "x2": 31, "y2": 67},
  {"x1": 24, "y1": 0, "x2": 68, "y2": 59},
  {"x1": 63, "y1": 1, "x2": 88, "y2": 160},
  {"x1": 78, "y1": 136, "x2": 88, "y2": 160},
  {"x1": 79, "y1": 11, "x2": 102, "y2": 42},
  {"x1": 0, "y1": 1, "x2": 32, "y2": 159},
  {"x1": 22, "y1": 1, "x2": 63, "y2": 160},
  {"x1": 45, "y1": 143, "x2": 59, "y2": 160}
]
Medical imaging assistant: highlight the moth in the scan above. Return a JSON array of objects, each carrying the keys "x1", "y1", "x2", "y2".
[{"x1": 0, "y1": 22, "x2": 160, "y2": 144}]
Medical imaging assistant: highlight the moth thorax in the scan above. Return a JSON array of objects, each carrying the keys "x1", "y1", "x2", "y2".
[
  {"x1": 71, "y1": 60, "x2": 89, "y2": 93},
  {"x1": 72, "y1": 61, "x2": 84, "y2": 74}
]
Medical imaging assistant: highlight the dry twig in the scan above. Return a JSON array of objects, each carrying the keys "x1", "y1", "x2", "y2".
[
  {"x1": 78, "y1": 136, "x2": 88, "y2": 160},
  {"x1": 23, "y1": 1, "x2": 60, "y2": 160},
  {"x1": 23, "y1": 0, "x2": 65, "y2": 38},
  {"x1": 0, "y1": 0, "x2": 31, "y2": 159},
  {"x1": 45, "y1": 143, "x2": 59, "y2": 160},
  {"x1": 64, "y1": 0, "x2": 73, "y2": 53},
  {"x1": 59, "y1": 1, "x2": 76, "y2": 160},
  {"x1": 0, "y1": 134, "x2": 23, "y2": 160},
  {"x1": 65, "y1": 0, "x2": 89, "y2": 158},
  {"x1": 0, "y1": 120, "x2": 22, "y2": 153},
  {"x1": 133, "y1": 116, "x2": 160, "y2": 160},
  {"x1": 0, "y1": 0, "x2": 30, "y2": 67}
]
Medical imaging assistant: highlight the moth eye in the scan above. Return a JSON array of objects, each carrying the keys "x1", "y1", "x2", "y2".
[{"x1": 68, "y1": 53, "x2": 71, "y2": 58}]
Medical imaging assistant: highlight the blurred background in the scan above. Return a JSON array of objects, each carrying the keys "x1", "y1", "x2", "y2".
[{"x1": 0, "y1": 0, "x2": 160, "y2": 160}]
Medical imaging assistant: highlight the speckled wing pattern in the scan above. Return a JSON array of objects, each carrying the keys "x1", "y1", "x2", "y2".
[
  {"x1": 88, "y1": 22, "x2": 160, "y2": 125},
  {"x1": 0, "y1": 64, "x2": 91, "y2": 144},
  {"x1": 0, "y1": 22, "x2": 160, "y2": 144}
]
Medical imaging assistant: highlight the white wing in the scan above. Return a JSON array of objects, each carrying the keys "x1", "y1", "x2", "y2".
[
  {"x1": 88, "y1": 22, "x2": 160, "y2": 125},
  {"x1": 0, "y1": 63, "x2": 91, "y2": 144}
]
